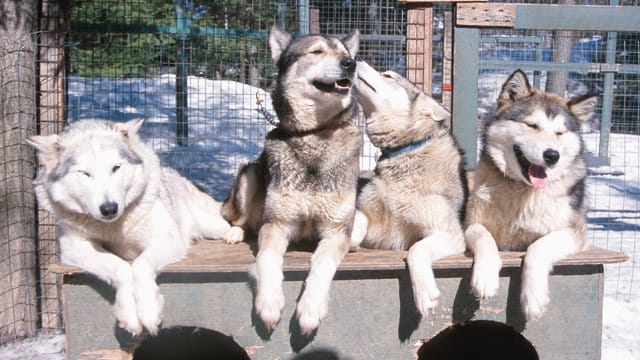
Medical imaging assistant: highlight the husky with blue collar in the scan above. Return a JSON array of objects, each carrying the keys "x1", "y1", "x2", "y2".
[{"x1": 350, "y1": 61, "x2": 468, "y2": 316}]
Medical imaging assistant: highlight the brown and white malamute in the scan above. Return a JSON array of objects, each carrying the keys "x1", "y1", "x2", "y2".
[
  {"x1": 464, "y1": 70, "x2": 597, "y2": 320},
  {"x1": 222, "y1": 25, "x2": 361, "y2": 335}
]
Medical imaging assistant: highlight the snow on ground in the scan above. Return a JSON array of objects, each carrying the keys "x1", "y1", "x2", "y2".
[
  {"x1": 67, "y1": 74, "x2": 277, "y2": 201},
  {"x1": 602, "y1": 296, "x2": 640, "y2": 360},
  {"x1": 1, "y1": 73, "x2": 638, "y2": 358},
  {"x1": 0, "y1": 332, "x2": 64, "y2": 360}
]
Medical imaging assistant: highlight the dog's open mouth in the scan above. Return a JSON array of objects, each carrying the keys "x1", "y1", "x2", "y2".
[
  {"x1": 313, "y1": 79, "x2": 352, "y2": 94},
  {"x1": 357, "y1": 76, "x2": 376, "y2": 92},
  {"x1": 513, "y1": 145, "x2": 547, "y2": 189}
]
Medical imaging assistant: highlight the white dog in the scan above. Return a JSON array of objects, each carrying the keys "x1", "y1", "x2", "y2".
[{"x1": 28, "y1": 118, "x2": 230, "y2": 335}]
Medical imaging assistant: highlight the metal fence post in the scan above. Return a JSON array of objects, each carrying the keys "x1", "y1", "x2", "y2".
[
  {"x1": 176, "y1": 0, "x2": 189, "y2": 146},
  {"x1": 298, "y1": 0, "x2": 310, "y2": 35},
  {"x1": 597, "y1": 0, "x2": 619, "y2": 164},
  {"x1": 278, "y1": 3, "x2": 287, "y2": 30}
]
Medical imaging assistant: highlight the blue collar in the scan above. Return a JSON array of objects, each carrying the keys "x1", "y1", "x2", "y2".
[{"x1": 379, "y1": 135, "x2": 432, "y2": 159}]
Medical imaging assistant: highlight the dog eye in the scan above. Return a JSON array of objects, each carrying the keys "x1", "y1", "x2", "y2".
[
  {"x1": 382, "y1": 72, "x2": 393, "y2": 78},
  {"x1": 77, "y1": 170, "x2": 91, "y2": 177},
  {"x1": 526, "y1": 123, "x2": 539, "y2": 130},
  {"x1": 556, "y1": 131, "x2": 566, "y2": 136},
  {"x1": 112, "y1": 164, "x2": 121, "y2": 173},
  {"x1": 311, "y1": 49, "x2": 323, "y2": 55}
]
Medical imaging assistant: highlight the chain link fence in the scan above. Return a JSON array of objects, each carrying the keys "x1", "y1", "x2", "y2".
[
  {"x1": 0, "y1": 0, "x2": 638, "y2": 349},
  {"x1": 473, "y1": 2, "x2": 640, "y2": 301}
]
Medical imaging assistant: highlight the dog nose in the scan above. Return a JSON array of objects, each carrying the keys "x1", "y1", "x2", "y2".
[
  {"x1": 340, "y1": 57, "x2": 356, "y2": 72},
  {"x1": 99, "y1": 201, "x2": 118, "y2": 217},
  {"x1": 543, "y1": 149, "x2": 560, "y2": 166}
]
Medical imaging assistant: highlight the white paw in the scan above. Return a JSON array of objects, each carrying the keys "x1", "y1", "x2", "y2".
[
  {"x1": 131, "y1": 266, "x2": 164, "y2": 335},
  {"x1": 136, "y1": 292, "x2": 164, "y2": 335},
  {"x1": 114, "y1": 289, "x2": 142, "y2": 335},
  {"x1": 520, "y1": 288, "x2": 549, "y2": 321},
  {"x1": 520, "y1": 269, "x2": 550, "y2": 321},
  {"x1": 471, "y1": 256, "x2": 501, "y2": 299},
  {"x1": 224, "y1": 226, "x2": 245, "y2": 244},
  {"x1": 117, "y1": 315, "x2": 143, "y2": 336},
  {"x1": 412, "y1": 277, "x2": 441, "y2": 316},
  {"x1": 296, "y1": 293, "x2": 329, "y2": 335},
  {"x1": 255, "y1": 289, "x2": 285, "y2": 331}
]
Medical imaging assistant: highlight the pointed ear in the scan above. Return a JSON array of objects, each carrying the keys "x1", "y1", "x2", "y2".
[
  {"x1": 498, "y1": 69, "x2": 533, "y2": 105},
  {"x1": 420, "y1": 94, "x2": 451, "y2": 122},
  {"x1": 342, "y1": 29, "x2": 360, "y2": 57},
  {"x1": 269, "y1": 24, "x2": 292, "y2": 64},
  {"x1": 418, "y1": 94, "x2": 452, "y2": 132},
  {"x1": 430, "y1": 100, "x2": 451, "y2": 123},
  {"x1": 26, "y1": 134, "x2": 62, "y2": 169},
  {"x1": 568, "y1": 94, "x2": 598, "y2": 123},
  {"x1": 116, "y1": 118, "x2": 144, "y2": 138}
]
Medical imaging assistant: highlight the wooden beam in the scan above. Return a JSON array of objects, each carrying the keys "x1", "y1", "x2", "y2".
[
  {"x1": 406, "y1": 4, "x2": 432, "y2": 94},
  {"x1": 456, "y1": 3, "x2": 516, "y2": 28},
  {"x1": 309, "y1": 8, "x2": 320, "y2": 34},
  {"x1": 50, "y1": 241, "x2": 629, "y2": 275},
  {"x1": 441, "y1": 11, "x2": 453, "y2": 110}
]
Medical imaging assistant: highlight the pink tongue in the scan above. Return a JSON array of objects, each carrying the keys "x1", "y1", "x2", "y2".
[{"x1": 528, "y1": 164, "x2": 547, "y2": 189}]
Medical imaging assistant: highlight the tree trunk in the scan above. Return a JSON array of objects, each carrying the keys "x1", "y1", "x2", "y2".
[
  {"x1": 545, "y1": 0, "x2": 576, "y2": 96},
  {"x1": 0, "y1": 0, "x2": 38, "y2": 339}
]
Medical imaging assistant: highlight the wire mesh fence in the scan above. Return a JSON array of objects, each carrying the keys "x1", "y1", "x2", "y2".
[
  {"x1": 2, "y1": 1, "x2": 44, "y2": 344},
  {"x1": 475, "y1": 24, "x2": 640, "y2": 302},
  {"x1": 0, "y1": 0, "x2": 638, "y2": 348},
  {"x1": 66, "y1": 0, "x2": 413, "y2": 187}
]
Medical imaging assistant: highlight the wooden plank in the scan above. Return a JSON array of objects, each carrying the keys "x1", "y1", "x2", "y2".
[
  {"x1": 49, "y1": 241, "x2": 628, "y2": 275},
  {"x1": 309, "y1": 8, "x2": 319, "y2": 34},
  {"x1": 441, "y1": 10, "x2": 453, "y2": 110},
  {"x1": 423, "y1": 6, "x2": 432, "y2": 94},
  {"x1": 406, "y1": 5, "x2": 432, "y2": 94},
  {"x1": 79, "y1": 349, "x2": 133, "y2": 360},
  {"x1": 456, "y1": 3, "x2": 516, "y2": 28}
]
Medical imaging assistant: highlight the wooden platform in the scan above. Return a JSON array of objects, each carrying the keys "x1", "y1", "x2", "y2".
[{"x1": 52, "y1": 241, "x2": 627, "y2": 360}]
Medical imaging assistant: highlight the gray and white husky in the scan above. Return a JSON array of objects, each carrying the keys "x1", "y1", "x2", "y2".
[
  {"x1": 222, "y1": 25, "x2": 361, "y2": 334},
  {"x1": 350, "y1": 61, "x2": 468, "y2": 315},
  {"x1": 28, "y1": 119, "x2": 230, "y2": 335},
  {"x1": 464, "y1": 70, "x2": 597, "y2": 320}
]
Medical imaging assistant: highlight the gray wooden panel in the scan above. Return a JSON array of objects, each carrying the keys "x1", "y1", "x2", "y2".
[
  {"x1": 62, "y1": 265, "x2": 604, "y2": 360},
  {"x1": 452, "y1": 27, "x2": 480, "y2": 168},
  {"x1": 478, "y1": 60, "x2": 640, "y2": 74},
  {"x1": 456, "y1": 4, "x2": 640, "y2": 32},
  {"x1": 514, "y1": 5, "x2": 640, "y2": 32}
]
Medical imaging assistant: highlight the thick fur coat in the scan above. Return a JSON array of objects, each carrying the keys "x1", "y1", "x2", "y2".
[
  {"x1": 222, "y1": 25, "x2": 362, "y2": 334},
  {"x1": 351, "y1": 61, "x2": 467, "y2": 315},
  {"x1": 464, "y1": 70, "x2": 597, "y2": 320},
  {"x1": 28, "y1": 119, "x2": 230, "y2": 335}
]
